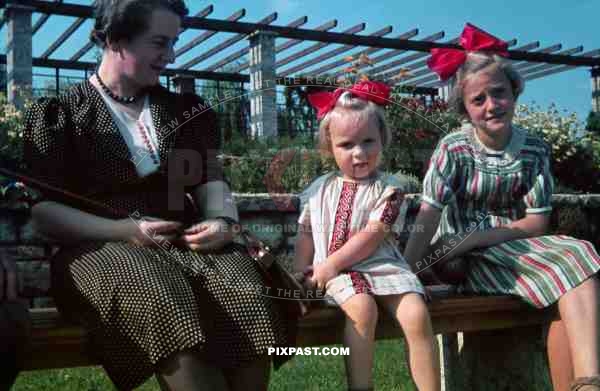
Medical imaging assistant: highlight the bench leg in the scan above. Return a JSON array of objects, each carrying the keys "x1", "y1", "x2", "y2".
[
  {"x1": 437, "y1": 334, "x2": 459, "y2": 391},
  {"x1": 454, "y1": 326, "x2": 552, "y2": 391}
]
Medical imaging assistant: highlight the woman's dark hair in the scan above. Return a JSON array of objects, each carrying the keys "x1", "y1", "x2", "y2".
[{"x1": 91, "y1": 0, "x2": 189, "y2": 48}]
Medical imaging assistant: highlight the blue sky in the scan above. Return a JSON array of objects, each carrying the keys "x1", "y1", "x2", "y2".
[{"x1": 3, "y1": 0, "x2": 598, "y2": 122}]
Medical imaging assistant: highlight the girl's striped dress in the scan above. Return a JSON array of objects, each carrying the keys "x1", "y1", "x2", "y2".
[{"x1": 422, "y1": 123, "x2": 600, "y2": 308}]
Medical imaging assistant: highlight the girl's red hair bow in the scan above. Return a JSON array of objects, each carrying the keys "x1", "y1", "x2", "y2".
[
  {"x1": 427, "y1": 23, "x2": 509, "y2": 81},
  {"x1": 307, "y1": 80, "x2": 391, "y2": 120}
]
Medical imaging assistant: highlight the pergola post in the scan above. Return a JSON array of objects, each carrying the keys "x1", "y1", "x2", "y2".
[
  {"x1": 437, "y1": 80, "x2": 453, "y2": 102},
  {"x1": 0, "y1": 64, "x2": 6, "y2": 92},
  {"x1": 172, "y1": 74, "x2": 196, "y2": 94},
  {"x1": 5, "y1": 3, "x2": 34, "y2": 110},
  {"x1": 248, "y1": 30, "x2": 277, "y2": 138},
  {"x1": 592, "y1": 67, "x2": 600, "y2": 113}
]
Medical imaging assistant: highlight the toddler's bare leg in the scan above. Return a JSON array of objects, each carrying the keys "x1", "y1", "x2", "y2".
[
  {"x1": 339, "y1": 293, "x2": 379, "y2": 389},
  {"x1": 377, "y1": 293, "x2": 440, "y2": 391}
]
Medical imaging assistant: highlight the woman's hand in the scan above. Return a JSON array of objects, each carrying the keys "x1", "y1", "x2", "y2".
[
  {"x1": 308, "y1": 262, "x2": 340, "y2": 292},
  {"x1": 121, "y1": 216, "x2": 183, "y2": 247},
  {"x1": 178, "y1": 218, "x2": 234, "y2": 252}
]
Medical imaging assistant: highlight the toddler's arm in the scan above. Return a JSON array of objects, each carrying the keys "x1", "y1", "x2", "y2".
[
  {"x1": 293, "y1": 223, "x2": 314, "y2": 276},
  {"x1": 326, "y1": 219, "x2": 389, "y2": 272},
  {"x1": 309, "y1": 220, "x2": 389, "y2": 291}
]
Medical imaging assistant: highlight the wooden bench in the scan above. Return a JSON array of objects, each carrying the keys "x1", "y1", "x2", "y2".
[
  {"x1": 6, "y1": 192, "x2": 599, "y2": 390},
  {"x1": 23, "y1": 287, "x2": 559, "y2": 390}
]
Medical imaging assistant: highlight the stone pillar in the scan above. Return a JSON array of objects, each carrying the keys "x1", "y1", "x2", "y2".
[
  {"x1": 172, "y1": 74, "x2": 196, "y2": 94},
  {"x1": 6, "y1": 3, "x2": 33, "y2": 110},
  {"x1": 592, "y1": 67, "x2": 599, "y2": 113},
  {"x1": 248, "y1": 30, "x2": 277, "y2": 138}
]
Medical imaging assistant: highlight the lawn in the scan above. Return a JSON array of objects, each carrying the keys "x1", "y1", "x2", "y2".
[{"x1": 13, "y1": 340, "x2": 414, "y2": 390}]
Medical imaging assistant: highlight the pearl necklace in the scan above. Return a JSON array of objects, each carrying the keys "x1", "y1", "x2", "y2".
[{"x1": 95, "y1": 72, "x2": 138, "y2": 104}]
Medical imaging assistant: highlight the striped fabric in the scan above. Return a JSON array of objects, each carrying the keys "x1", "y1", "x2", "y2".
[{"x1": 422, "y1": 123, "x2": 600, "y2": 308}]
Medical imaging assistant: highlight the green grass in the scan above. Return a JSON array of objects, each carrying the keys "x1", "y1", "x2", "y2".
[{"x1": 13, "y1": 340, "x2": 414, "y2": 390}]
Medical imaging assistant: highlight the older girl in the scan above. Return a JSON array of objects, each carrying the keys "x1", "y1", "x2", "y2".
[{"x1": 404, "y1": 23, "x2": 600, "y2": 391}]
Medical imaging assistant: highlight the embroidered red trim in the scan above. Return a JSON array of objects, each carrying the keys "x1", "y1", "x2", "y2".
[{"x1": 328, "y1": 181, "x2": 359, "y2": 255}]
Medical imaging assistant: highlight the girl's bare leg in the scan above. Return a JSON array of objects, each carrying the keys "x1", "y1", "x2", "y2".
[
  {"x1": 339, "y1": 293, "x2": 379, "y2": 389},
  {"x1": 558, "y1": 276, "x2": 600, "y2": 378},
  {"x1": 546, "y1": 319, "x2": 574, "y2": 391},
  {"x1": 377, "y1": 293, "x2": 440, "y2": 391}
]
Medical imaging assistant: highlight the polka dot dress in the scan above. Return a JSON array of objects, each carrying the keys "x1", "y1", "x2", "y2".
[{"x1": 23, "y1": 82, "x2": 293, "y2": 390}]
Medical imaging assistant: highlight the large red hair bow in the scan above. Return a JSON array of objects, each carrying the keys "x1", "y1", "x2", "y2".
[
  {"x1": 307, "y1": 80, "x2": 391, "y2": 120},
  {"x1": 427, "y1": 23, "x2": 509, "y2": 81}
]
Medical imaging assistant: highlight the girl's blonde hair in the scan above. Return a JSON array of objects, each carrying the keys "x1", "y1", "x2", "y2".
[
  {"x1": 318, "y1": 91, "x2": 391, "y2": 154},
  {"x1": 449, "y1": 52, "x2": 525, "y2": 117}
]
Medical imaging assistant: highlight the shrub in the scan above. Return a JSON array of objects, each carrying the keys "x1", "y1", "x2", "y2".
[
  {"x1": 514, "y1": 103, "x2": 600, "y2": 193},
  {"x1": 0, "y1": 93, "x2": 25, "y2": 163},
  {"x1": 586, "y1": 111, "x2": 600, "y2": 134},
  {"x1": 384, "y1": 94, "x2": 461, "y2": 178}
]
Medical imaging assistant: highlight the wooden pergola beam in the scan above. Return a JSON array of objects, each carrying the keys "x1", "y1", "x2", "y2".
[
  {"x1": 333, "y1": 31, "x2": 447, "y2": 78},
  {"x1": 419, "y1": 47, "x2": 597, "y2": 88},
  {"x1": 274, "y1": 19, "x2": 337, "y2": 54},
  {"x1": 276, "y1": 23, "x2": 366, "y2": 69},
  {"x1": 397, "y1": 38, "x2": 522, "y2": 86},
  {"x1": 9, "y1": 0, "x2": 599, "y2": 67},
  {"x1": 175, "y1": 8, "x2": 246, "y2": 58},
  {"x1": 204, "y1": 15, "x2": 308, "y2": 72},
  {"x1": 40, "y1": 16, "x2": 86, "y2": 59},
  {"x1": 280, "y1": 76, "x2": 438, "y2": 95},
  {"x1": 512, "y1": 43, "x2": 562, "y2": 71},
  {"x1": 308, "y1": 28, "x2": 421, "y2": 76},
  {"x1": 180, "y1": 12, "x2": 278, "y2": 69},
  {"x1": 0, "y1": 55, "x2": 248, "y2": 82},
  {"x1": 279, "y1": 25, "x2": 394, "y2": 77},
  {"x1": 523, "y1": 48, "x2": 600, "y2": 80},
  {"x1": 368, "y1": 36, "x2": 458, "y2": 78},
  {"x1": 232, "y1": 19, "x2": 338, "y2": 73},
  {"x1": 69, "y1": 4, "x2": 215, "y2": 62},
  {"x1": 32, "y1": 0, "x2": 64, "y2": 34},
  {"x1": 418, "y1": 41, "x2": 545, "y2": 88},
  {"x1": 180, "y1": 5, "x2": 214, "y2": 33},
  {"x1": 1, "y1": 53, "x2": 438, "y2": 95},
  {"x1": 517, "y1": 46, "x2": 583, "y2": 74}
]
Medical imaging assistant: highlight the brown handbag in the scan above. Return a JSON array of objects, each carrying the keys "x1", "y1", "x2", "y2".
[{"x1": 239, "y1": 230, "x2": 311, "y2": 316}]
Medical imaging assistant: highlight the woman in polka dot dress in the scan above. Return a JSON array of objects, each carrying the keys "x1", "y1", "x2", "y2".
[{"x1": 23, "y1": 1, "x2": 292, "y2": 390}]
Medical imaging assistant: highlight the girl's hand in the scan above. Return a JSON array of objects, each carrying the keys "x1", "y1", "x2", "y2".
[
  {"x1": 122, "y1": 216, "x2": 183, "y2": 247},
  {"x1": 416, "y1": 268, "x2": 444, "y2": 286},
  {"x1": 427, "y1": 233, "x2": 471, "y2": 263},
  {"x1": 309, "y1": 262, "x2": 340, "y2": 292},
  {"x1": 178, "y1": 218, "x2": 234, "y2": 252}
]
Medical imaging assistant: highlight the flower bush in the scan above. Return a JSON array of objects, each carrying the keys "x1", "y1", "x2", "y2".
[
  {"x1": 0, "y1": 93, "x2": 25, "y2": 163},
  {"x1": 384, "y1": 94, "x2": 461, "y2": 177},
  {"x1": 513, "y1": 103, "x2": 600, "y2": 193}
]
